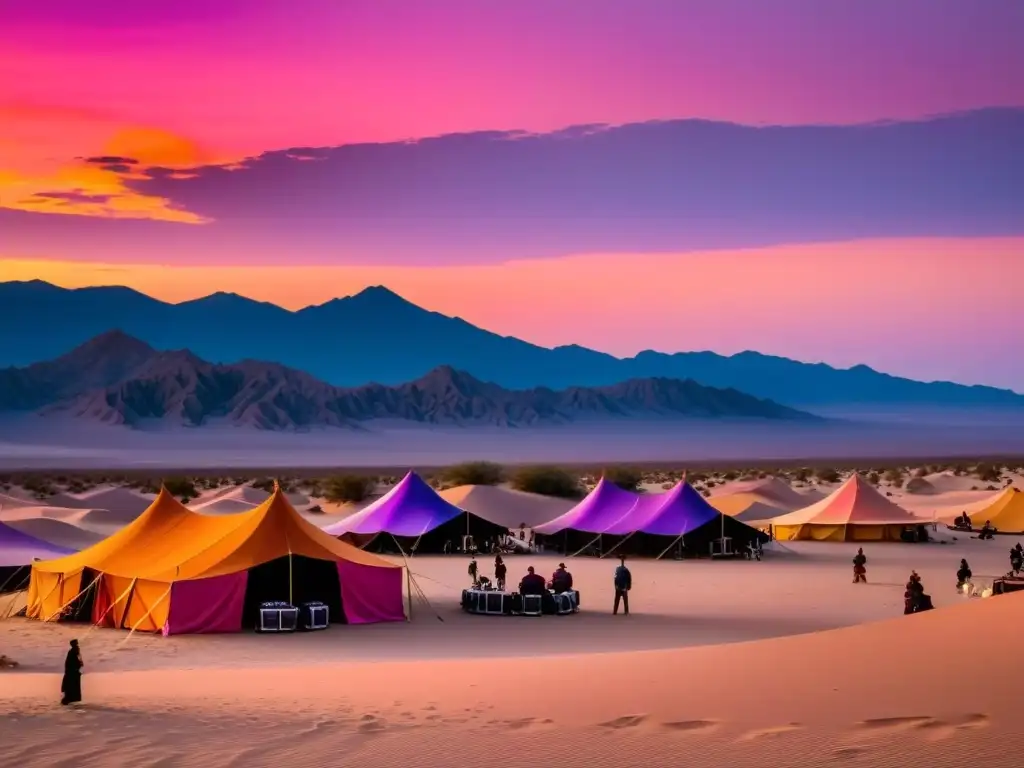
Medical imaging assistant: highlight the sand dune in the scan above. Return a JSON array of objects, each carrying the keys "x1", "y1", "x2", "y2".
[
  {"x1": 0, "y1": 505, "x2": 135, "y2": 535},
  {"x1": 713, "y1": 476, "x2": 824, "y2": 506},
  {"x1": 1, "y1": 550, "x2": 1021, "y2": 767},
  {"x1": 48, "y1": 486, "x2": 154, "y2": 517},
  {"x1": 0, "y1": 492, "x2": 38, "y2": 510},
  {"x1": 438, "y1": 483, "x2": 576, "y2": 528},
  {"x1": 1, "y1": 517, "x2": 102, "y2": 550}
]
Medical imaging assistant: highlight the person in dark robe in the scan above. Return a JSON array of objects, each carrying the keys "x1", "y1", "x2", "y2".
[
  {"x1": 956, "y1": 559, "x2": 972, "y2": 590},
  {"x1": 904, "y1": 571, "x2": 925, "y2": 614},
  {"x1": 494, "y1": 555, "x2": 507, "y2": 591},
  {"x1": 852, "y1": 548, "x2": 867, "y2": 583},
  {"x1": 978, "y1": 520, "x2": 995, "y2": 540},
  {"x1": 550, "y1": 563, "x2": 574, "y2": 593},
  {"x1": 60, "y1": 639, "x2": 83, "y2": 706},
  {"x1": 1010, "y1": 547, "x2": 1023, "y2": 576},
  {"x1": 468, "y1": 557, "x2": 479, "y2": 586},
  {"x1": 518, "y1": 566, "x2": 547, "y2": 595}
]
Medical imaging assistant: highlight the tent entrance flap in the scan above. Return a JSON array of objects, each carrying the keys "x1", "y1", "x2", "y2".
[
  {"x1": 63, "y1": 567, "x2": 99, "y2": 623},
  {"x1": 241, "y1": 556, "x2": 345, "y2": 629}
]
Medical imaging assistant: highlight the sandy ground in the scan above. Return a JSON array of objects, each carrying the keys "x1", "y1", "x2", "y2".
[
  {"x1": 3, "y1": 540, "x2": 1024, "y2": 767},
  {"x1": 2, "y1": 473, "x2": 1024, "y2": 767}
]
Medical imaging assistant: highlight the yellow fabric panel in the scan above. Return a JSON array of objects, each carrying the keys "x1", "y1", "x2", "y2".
[
  {"x1": 774, "y1": 523, "x2": 912, "y2": 542},
  {"x1": 122, "y1": 579, "x2": 172, "y2": 633},
  {"x1": 27, "y1": 569, "x2": 84, "y2": 622},
  {"x1": 976, "y1": 489, "x2": 1024, "y2": 533}
]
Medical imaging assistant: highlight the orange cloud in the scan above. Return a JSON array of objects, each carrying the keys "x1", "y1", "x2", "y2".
[{"x1": 0, "y1": 104, "x2": 220, "y2": 223}]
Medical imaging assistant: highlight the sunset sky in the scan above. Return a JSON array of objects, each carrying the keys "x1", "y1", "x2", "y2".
[{"x1": 2, "y1": 0, "x2": 1023, "y2": 388}]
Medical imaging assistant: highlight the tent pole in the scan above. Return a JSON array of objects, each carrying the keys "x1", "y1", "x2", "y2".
[
  {"x1": 406, "y1": 567, "x2": 412, "y2": 621},
  {"x1": 288, "y1": 551, "x2": 294, "y2": 605}
]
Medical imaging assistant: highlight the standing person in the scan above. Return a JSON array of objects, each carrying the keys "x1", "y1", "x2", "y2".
[
  {"x1": 60, "y1": 639, "x2": 83, "y2": 706},
  {"x1": 852, "y1": 548, "x2": 867, "y2": 583},
  {"x1": 468, "y1": 557, "x2": 479, "y2": 586},
  {"x1": 494, "y1": 555, "x2": 507, "y2": 591},
  {"x1": 613, "y1": 555, "x2": 632, "y2": 615},
  {"x1": 956, "y1": 559, "x2": 973, "y2": 590},
  {"x1": 1010, "y1": 546, "x2": 1023, "y2": 576}
]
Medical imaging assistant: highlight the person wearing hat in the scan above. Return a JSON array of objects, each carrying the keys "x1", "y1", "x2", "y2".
[
  {"x1": 550, "y1": 562, "x2": 573, "y2": 593},
  {"x1": 60, "y1": 639, "x2": 83, "y2": 706}
]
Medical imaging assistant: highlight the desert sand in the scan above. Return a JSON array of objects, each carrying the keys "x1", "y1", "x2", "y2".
[{"x1": 2, "y1": 468, "x2": 1023, "y2": 767}]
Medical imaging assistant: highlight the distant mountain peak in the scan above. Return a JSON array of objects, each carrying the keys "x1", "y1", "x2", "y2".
[{"x1": 0, "y1": 331, "x2": 815, "y2": 429}]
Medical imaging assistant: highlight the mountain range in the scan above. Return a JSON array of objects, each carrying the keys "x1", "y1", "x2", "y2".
[
  {"x1": 0, "y1": 332, "x2": 813, "y2": 429},
  {"x1": 1, "y1": 280, "x2": 1021, "y2": 410}
]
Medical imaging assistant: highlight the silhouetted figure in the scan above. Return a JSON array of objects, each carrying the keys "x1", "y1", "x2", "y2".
[
  {"x1": 60, "y1": 639, "x2": 83, "y2": 706},
  {"x1": 494, "y1": 555, "x2": 507, "y2": 591},
  {"x1": 550, "y1": 562, "x2": 573, "y2": 593},
  {"x1": 1010, "y1": 547, "x2": 1023, "y2": 576},
  {"x1": 852, "y1": 548, "x2": 867, "y2": 583},
  {"x1": 953, "y1": 512, "x2": 973, "y2": 530},
  {"x1": 518, "y1": 566, "x2": 547, "y2": 596},
  {"x1": 904, "y1": 571, "x2": 930, "y2": 614},
  {"x1": 613, "y1": 555, "x2": 632, "y2": 615},
  {"x1": 956, "y1": 559, "x2": 972, "y2": 590},
  {"x1": 978, "y1": 520, "x2": 995, "y2": 540},
  {"x1": 468, "y1": 557, "x2": 478, "y2": 585}
]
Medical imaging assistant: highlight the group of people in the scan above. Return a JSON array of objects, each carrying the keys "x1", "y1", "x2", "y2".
[
  {"x1": 952, "y1": 512, "x2": 998, "y2": 540},
  {"x1": 468, "y1": 554, "x2": 632, "y2": 615}
]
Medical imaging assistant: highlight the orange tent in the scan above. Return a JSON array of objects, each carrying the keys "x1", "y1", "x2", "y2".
[
  {"x1": 769, "y1": 474, "x2": 926, "y2": 542},
  {"x1": 970, "y1": 487, "x2": 1024, "y2": 534},
  {"x1": 27, "y1": 485, "x2": 405, "y2": 634}
]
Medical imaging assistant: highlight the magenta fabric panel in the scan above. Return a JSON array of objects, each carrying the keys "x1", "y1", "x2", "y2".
[
  {"x1": 336, "y1": 560, "x2": 406, "y2": 624},
  {"x1": 162, "y1": 572, "x2": 248, "y2": 636}
]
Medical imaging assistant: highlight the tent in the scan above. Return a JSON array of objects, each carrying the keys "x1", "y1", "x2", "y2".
[
  {"x1": 322, "y1": 471, "x2": 509, "y2": 554},
  {"x1": 26, "y1": 485, "x2": 406, "y2": 634},
  {"x1": 769, "y1": 474, "x2": 926, "y2": 542},
  {"x1": 0, "y1": 520, "x2": 74, "y2": 594},
  {"x1": 533, "y1": 476, "x2": 639, "y2": 554},
  {"x1": 601, "y1": 481, "x2": 770, "y2": 558},
  {"x1": 969, "y1": 487, "x2": 1024, "y2": 534},
  {"x1": 438, "y1": 484, "x2": 576, "y2": 529}
]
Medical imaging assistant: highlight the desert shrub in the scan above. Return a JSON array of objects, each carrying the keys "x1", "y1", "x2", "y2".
[
  {"x1": 986, "y1": 485, "x2": 998, "y2": 491},
  {"x1": 603, "y1": 466, "x2": 643, "y2": 492},
  {"x1": 884, "y1": 468, "x2": 904, "y2": 487},
  {"x1": 914, "y1": 466, "x2": 929, "y2": 478},
  {"x1": 163, "y1": 476, "x2": 197, "y2": 500},
  {"x1": 722, "y1": 471, "x2": 739, "y2": 482},
  {"x1": 661, "y1": 482, "x2": 674, "y2": 490},
  {"x1": 440, "y1": 461, "x2": 504, "y2": 487},
  {"x1": 700, "y1": 489, "x2": 711, "y2": 497},
  {"x1": 792, "y1": 468, "x2": 811, "y2": 482},
  {"x1": 324, "y1": 474, "x2": 375, "y2": 503},
  {"x1": 975, "y1": 463, "x2": 1001, "y2": 483},
  {"x1": 307, "y1": 504, "x2": 323, "y2": 514},
  {"x1": 814, "y1": 467, "x2": 840, "y2": 483},
  {"x1": 250, "y1": 477, "x2": 276, "y2": 492},
  {"x1": 509, "y1": 466, "x2": 581, "y2": 499},
  {"x1": 867, "y1": 472, "x2": 881, "y2": 485}
]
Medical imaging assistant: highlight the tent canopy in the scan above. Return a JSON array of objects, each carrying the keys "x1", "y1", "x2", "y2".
[
  {"x1": 27, "y1": 485, "x2": 405, "y2": 633},
  {"x1": 971, "y1": 487, "x2": 1024, "y2": 532},
  {"x1": 0, "y1": 520, "x2": 74, "y2": 567},
  {"x1": 33, "y1": 485, "x2": 397, "y2": 582},
  {"x1": 769, "y1": 474, "x2": 921, "y2": 527},
  {"x1": 533, "y1": 477, "x2": 637, "y2": 535},
  {"x1": 604, "y1": 481, "x2": 719, "y2": 536},
  {"x1": 323, "y1": 471, "x2": 468, "y2": 537},
  {"x1": 769, "y1": 474, "x2": 925, "y2": 542}
]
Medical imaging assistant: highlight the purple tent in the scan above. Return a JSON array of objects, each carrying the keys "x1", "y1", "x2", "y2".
[
  {"x1": 604, "y1": 481, "x2": 719, "y2": 536},
  {"x1": 1, "y1": 520, "x2": 73, "y2": 593},
  {"x1": 533, "y1": 477, "x2": 638, "y2": 535},
  {"x1": 322, "y1": 472, "x2": 509, "y2": 553},
  {"x1": 323, "y1": 471, "x2": 465, "y2": 536}
]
